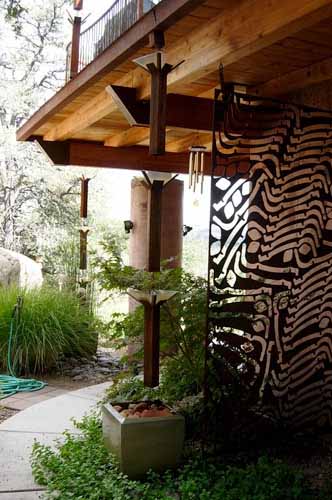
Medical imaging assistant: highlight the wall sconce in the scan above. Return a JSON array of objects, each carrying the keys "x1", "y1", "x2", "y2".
[
  {"x1": 183, "y1": 225, "x2": 193, "y2": 237},
  {"x1": 124, "y1": 220, "x2": 134, "y2": 234}
]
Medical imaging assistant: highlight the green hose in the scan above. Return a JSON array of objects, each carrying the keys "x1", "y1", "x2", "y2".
[{"x1": 0, "y1": 296, "x2": 47, "y2": 400}]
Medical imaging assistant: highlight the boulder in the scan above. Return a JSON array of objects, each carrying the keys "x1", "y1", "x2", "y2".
[{"x1": 0, "y1": 248, "x2": 43, "y2": 289}]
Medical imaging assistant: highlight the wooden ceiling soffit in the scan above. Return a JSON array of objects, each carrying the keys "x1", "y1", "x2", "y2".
[
  {"x1": 44, "y1": 88, "x2": 118, "y2": 141},
  {"x1": 105, "y1": 126, "x2": 150, "y2": 147},
  {"x1": 108, "y1": 85, "x2": 215, "y2": 131},
  {"x1": 166, "y1": 132, "x2": 211, "y2": 153},
  {"x1": 253, "y1": 55, "x2": 332, "y2": 98},
  {"x1": 33, "y1": 137, "x2": 211, "y2": 175},
  {"x1": 16, "y1": 0, "x2": 205, "y2": 142}
]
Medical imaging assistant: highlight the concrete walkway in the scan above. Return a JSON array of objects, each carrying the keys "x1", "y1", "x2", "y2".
[{"x1": 0, "y1": 382, "x2": 110, "y2": 500}]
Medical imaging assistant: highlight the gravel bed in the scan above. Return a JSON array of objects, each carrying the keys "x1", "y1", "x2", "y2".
[{"x1": 54, "y1": 348, "x2": 124, "y2": 384}]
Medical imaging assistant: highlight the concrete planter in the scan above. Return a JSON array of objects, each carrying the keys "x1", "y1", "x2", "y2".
[{"x1": 102, "y1": 402, "x2": 185, "y2": 478}]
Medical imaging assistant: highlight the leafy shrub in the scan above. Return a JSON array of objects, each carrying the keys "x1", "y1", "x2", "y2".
[
  {"x1": 0, "y1": 285, "x2": 98, "y2": 374},
  {"x1": 93, "y1": 234, "x2": 207, "y2": 403},
  {"x1": 31, "y1": 414, "x2": 326, "y2": 500}
]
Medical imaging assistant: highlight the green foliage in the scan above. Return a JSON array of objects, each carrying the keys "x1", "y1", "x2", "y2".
[
  {"x1": 105, "y1": 374, "x2": 161, "y2": 404},
  {"x1": 0, "y1": 285, "x2": 98, "y2": 375},
  {"x1": 94, "y1": 233, "x2": 207, "y2": 403},
  {"x1": 31, "y1": 414, "x2": 327, "y2": 500}
]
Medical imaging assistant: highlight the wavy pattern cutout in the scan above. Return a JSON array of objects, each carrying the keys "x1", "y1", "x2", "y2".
[{"x1": 209, "y1": 92, "x2": 332, "y2": 428}]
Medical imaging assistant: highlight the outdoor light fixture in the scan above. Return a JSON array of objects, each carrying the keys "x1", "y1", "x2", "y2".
[
  {"x1": 133, "y1": 51, "x2": 184, "y2": 155},
  {"x1": 124, "y1": 220, "x2": 134, "y2": 234},
  {"x1": 183, "y1": 225, "x2": 193, "y2": 237},
  {"x1": 189, "y1": 145, "x2": 207, "y2": 194}
]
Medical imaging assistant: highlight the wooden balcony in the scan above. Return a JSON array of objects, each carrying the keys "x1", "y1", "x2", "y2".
[{"x1": 66, "y1": 0, "x2": 162, "y2": 81}]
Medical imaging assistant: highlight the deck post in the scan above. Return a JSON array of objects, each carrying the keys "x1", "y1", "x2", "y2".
[
  {"x1": 144, "y1": 179, "x2": 163, "y2": 387},
  {"x1": 80, "y1": 177, "x2": 90, "y2": 218},
  {"x1": 147, "y1": 180, "x2": 163, "y2": 272},
  {"x1": 70, "y1": 16, "x2": 81, "y2": 79},
  {"x1": 73, "y1": 0, "x2": 83, "y2": 9},
  {"x1": 137, "y1": 0, "x2": 144, "y2": 19},
  {"x1": 144, "y1": 301, "x2": 160, "y2": 387},
  {"x1": 79, "y1": 229, "x2": 89, "y2": 270}
]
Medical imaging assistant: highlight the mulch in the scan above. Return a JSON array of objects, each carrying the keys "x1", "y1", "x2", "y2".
[{"x1": 0, "y1": 405, "x2": 18, "y2": 424}]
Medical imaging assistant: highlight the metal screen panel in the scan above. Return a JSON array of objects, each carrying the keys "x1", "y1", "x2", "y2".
[{"x1": 207, "y1": 89, "x2": 332, "y2": 428}]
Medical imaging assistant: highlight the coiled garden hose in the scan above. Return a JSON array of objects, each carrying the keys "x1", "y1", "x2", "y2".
[{"x1": 0, "y1": 296, "x2": 47, "y2": 400}]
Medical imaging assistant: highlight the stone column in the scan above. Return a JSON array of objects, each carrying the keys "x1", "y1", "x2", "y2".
[
  {"x1": 127, "y1": 177, "x2": 184, "y2": 357},
  {"x1": 129, "y1": 177, "x2": 184, "y2": 271}
]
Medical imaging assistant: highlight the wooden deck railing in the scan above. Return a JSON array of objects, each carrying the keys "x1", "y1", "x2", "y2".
[{"x1": 66, "y1": 0, "x2": 161, "y2": 81}]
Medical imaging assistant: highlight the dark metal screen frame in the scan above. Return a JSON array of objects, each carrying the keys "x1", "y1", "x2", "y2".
[{"x1": 205, "y1": 86, "x2": 332, "y2": 430}]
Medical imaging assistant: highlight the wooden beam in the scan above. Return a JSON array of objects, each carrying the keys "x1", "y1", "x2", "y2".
[
  {"x1": 33, "y1": 137, "x2": 208, "y2": 174},
  {"x1": 253, "y1": 55, "x2": 332, "y2": 97},
  {"x1": 43, "y1": 88, "x2": 118, "y2": 141},
  {"x1": 17, "y1": 0, "x2": 205, "y2": 141},
  {"x1": 104, "y1": 126, "x2": 149, "y2": 147},
  {"x1": 107, "y1": 87, "x2": 215, "y2": 130}
]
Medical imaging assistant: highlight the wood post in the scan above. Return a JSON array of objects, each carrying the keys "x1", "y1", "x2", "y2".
[
  {"x1": 79, "y1": 229, "x2": 89, "y2": 270},
  {"x1": 137, "y1": 0, "x2": 144, "y2": 19},
  {"x1": 80, "y1": 177, "x2": 90, "y2": 218},
  {"x1": 73, "y1": 0, "x2": 83, "y2": 9},
  {"x1": 144, "y1": 302, "x2": 160, "y2": 387},
  {"x1": 147, "y1": 180, "x2": 163, "y2": 272},
  {"x1": 144, "y1": 179, "x2": 163, "y2": 387},
  {"x1": 147, "y1": 53, "x2": 174, "y2": 155},
  {"x1": 70, "y1": 16, "x2": 81, "y2": 79},
  {"x1": 148, "y1": 56, "x2": 168, "y2": 155}
]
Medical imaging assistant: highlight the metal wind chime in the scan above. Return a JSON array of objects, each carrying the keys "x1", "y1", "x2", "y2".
[{"x1": 188, "y1": 145, "x2": 207, "y2": 194}]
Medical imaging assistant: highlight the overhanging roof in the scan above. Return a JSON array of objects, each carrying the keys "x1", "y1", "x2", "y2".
[{"x1": 17, "y1": 0, "x2": 332, "y2": 174}]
